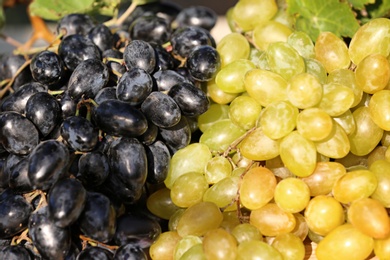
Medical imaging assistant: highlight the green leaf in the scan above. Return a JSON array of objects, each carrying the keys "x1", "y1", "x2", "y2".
[
  {"x1": 348, "y1": 0, "x2": 375, "y2": 10},
  {"x1": 366, "y1": 0, "x2": 390, "y2": 19},
  {"x1": 132, "y1": 0, "x2": 159, "y2": 5},
  {"x1": 0, "y1": 0, "x2": 4, "y2": 29},
  {"x1": 286, "y1": 0, "x2": 360, "y2": 41}
]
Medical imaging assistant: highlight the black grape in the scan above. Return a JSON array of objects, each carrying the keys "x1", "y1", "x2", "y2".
[
  {"x1": 145, "y1": 140, "x2": 171, "y2": 184},
  {"x1": 173, "y1": 6, "x2": 218, "y2": 31},
  {"x1": 57, "y1": 13, "x2": 95, "y2": 38},
  {"x1": 159, "y1": 116, "x2": 191, "y2": 153},
  {"x1": 94, "y1": 87, "x2": 117, "y2": 105},
  {"x1": 113, "y1": 244, "x2": 147, "y2": 260},
  {"x1": 88, "y1": 24, "x2": 114, "y2": 52},
  {"x1": 129, "y1": 15, "x2": 171, "y2": 45},
  {"x1": 153, "y1": 69, "x2": 190, "y2": 92},
  {"x1": 30, "y1": 50, "x2": 65, "y2": 87},
  {"x1": 77, "y1": 151, "x2": 110, "y2": 187},
  {"x1": 153, "y1": 44, "x2": 179, "y2": 71},
  {"x1": 0, "y1": 154, "x2": 8, "y2": 190},
  {"x1": 59, "y1": 91, "x2": 77, "y2": 119},
  {"x1": 138, "y1": 120, "x2": 159, "y2": 145},
  {"x1": 102, "y1": 49, "x2": 127, "y2": 84},
  {"x1": 0, "y1": 245, "x2": 32, "y2": 260},
  {"x1": 186, "y1": 45, "x2": 221, "y2": 82},
  {"x1": 123, "y1": 40, "x2": 156, "y2": 74},
  {"x1": 170, "y1": 26, "x2": 213, "y2": 58},
  {"x1": 0, "y1": 54, "x2": 32, "y2": 91},
  {"x1": 9, "y1": 156, "x2": 33, "y2": 194},
  {"x1": 76, "y1": 246, "x2": 114, "y2": 260}
]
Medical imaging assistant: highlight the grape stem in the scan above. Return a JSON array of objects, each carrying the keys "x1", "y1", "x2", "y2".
[
  {"x1": 104, "y1": 1, "x2": 137, "y2": 27},
  {"x1": 79, "y1": 234, "x2": 119, "y2": 251},
  {"x1": 223, "y1": 126, "x2": 256, "y2": 158}
]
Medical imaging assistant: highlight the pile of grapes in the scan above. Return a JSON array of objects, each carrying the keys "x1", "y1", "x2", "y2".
[{"x1": 1, "y1": 0, "x2": 390, "y2": 259}]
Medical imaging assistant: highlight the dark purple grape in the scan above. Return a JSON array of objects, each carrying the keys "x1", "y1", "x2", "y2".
[
  {"x1": 9, "y1": 156, "x2": 33, "y2": 193},
  {"x1": 59, "y1": 91, "x2": 77, "y2": 119},
  {"x1": 0, "y1": 111, "x2": 39, "y2": 155},
  {"x1": 25, "y1": 92, "x2": 62, "y2": 137},
  {"x1": 0, "y1": 245, "x2": 32, "y2": 260},
  {"x1": 170, "y1": 26, "x2": 213, "y2": 58},
  {"x1": 138, "y1": 120, "x2": 158, "y2": 145},
  {"x1": 186, "y1": 45, "x2": 221, "y2": 81},
  {"x1": 129, "y1": 15, "x2": 171, "y2": 45},
  {"x1": 76, "y1": 246, "x2": 113, "y2": 260},
  {"x1": 78, "y1": 191, "x2": 116, "y2": 243},
  {"x1": 0, "y1": 154, "x2": 8, "y2": 189},
  {"x1": 88, "y1": 24, "x2": 114, "y2": 52},
  {"x1": 61, "y1": 116, "x2": 98, "y2": 152},
  {"x1": 94, "y1": 87, "x2": 117, "y2": 105},
  {"x1": 123, "y1": 40, "x2": 156, "y2": 74},
  {"x1": 28, "y1": 206, "x2": 71, "y2": 259},
  {"x1": 67, "y1": 58, "x2": 109, "y2": 100},
  {"x1": 57, "y1": 13, "x2": 95, "y2": 38},
  {"x1": 141, "y1": 91, "x2": 181, "y2": 128},
  {"x1": 153, "y1": 69, "x2": 190, "y2": 92},
  {"x1": 77, "y1": 151, "x2": 110, "y2": 187},
  {"x1": 113, "y1": 244, "x2": 147, "y2": 260},
  {"x1": 159, "y1": 116, "x2": 191, "y2": 153},
  {"x1": 116, "y1": 68, "x2": 154, "y2": 106},
  {"x1": 153, "y1": 44, "x2": 179, "y2": 71},
  {"x1": 65, "y1": 242, "x2": 81, "y2": 260},
  {"x1": 30, "y1": 50, "x2": 65, "y2": 86},
  {"x1": 145, "y1": 140, "x2": 171, "y2": 184},
  {"x1": 93, "y1": 99, "x2": 148, "y2": 138},
  {"x1": 0, "y1": 54, "x2": 32, "y2": 91},
  {"x1": 102, "y1": 49, "x2": 127, "y2": 83},
  {"x1": 173, "y1": 6, "x2": 218, "y2": 31}
]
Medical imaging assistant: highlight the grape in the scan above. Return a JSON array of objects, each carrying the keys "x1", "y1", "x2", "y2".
[
  {"x1": 215, "y1": 59, "x2": 256, "y2": 93},
  {"x1": 202, "y1": 228, "x2": 238, "y2": 260},
  {"x1": 0, "y1": 245, "x2": 32, "y2": 260},
  {"x1": 287, "y1": 31, "x2": 315, "y2": 59},
  {"x1": 271, "y1": 233, "x2": 306, "y2": 260},
  {"x1": 274, "y1": 177, "x2": 310, "y2": 213},
  {"x1": 252, "y1": 21, "x2": 293, "y2": 51},
  {"x1": 0, "y1": 54, "x2": 32, "y2": 90},
  {"x1": 87, "y1": 24, "x2": 114, "y2": 52},
  {"x1": 170, "y1": 171, "x2": 208, "y2": 207},
  {"x1": 145, "y1": 140, "x2": 171, "y2": 184},
  {"x1": 56, "y1": 13, "x2": 95, "y2": 38},
  {"x1": 149, "y1": 231, "x2": 181, "y2": 260},
  {"x1": 369, "y1": 159, "x2": 390, "y2": 207},
  {"x1": 231, "y1": 223, "x2": 263, "y2": 244},
  {"x1": 369, "y1": 90, "x2": 390, "y2": 131},
  {"x1": 30, "y1": 50, "x2": 65, "y2": 87},
  {"x1": 356, "y1": 53, "x2": 390, "y2": 94},
  {"x1": 197, "y1": 103, "x2": 230, "y2": 132},
  {"x1": 328, "y1": 68, "x2": 362, "y2": 108},
  {"x1": 76, "y1": 246, "x2": 113, "y2": 260},
  {"x1": 186, "y1": 45, "x2": 221, "y2": 82},
  {"x1": 296, "y1": 107, "x2": 333, "y2": 141},
  {"x1": 77, "y1": 151, "x2": 110, "y2": 187},
  {"x1": 374, "y1": 235, "x2": 390, "y2": 260},
  {"x1": 113, "y1": 244, "x2": 147, "y2": 260},
  {"x1": 159, "y1": 116, "x2": 191, "y2": 152},
  {"x1": 203, "y1": 176, "x2": 239, "y2": 210},
  {"x1": 237, "y1": 240, "x2": 283, "y2": 260},
  {"x1": 206, "y1": 79, "x2": 238, "y2": 104},
  {"x1": 317, "y1": 82, "x2": 355, "y2": 117},
  {"x1": 123, "y1": 40, "x2": 156, "y2": 74},
  {"x1": 170, "y1": 26, "x2": 213, "y2": 58},
  {"x1": 146, "y1": 188, "x2": 180, "y2": 220},
  {"x1": 173, "y1": 235, "x2": 202, "y2": 260},
  {"x1": 217, "y1": 32, "x2": 250, "y2": 67},
  {"x1": 332, "y1": 110, "x2": 356, "y2": 135},
  {"x1": 179, "y1": 244, "x2": 206, "y2": 260},
  {"x1": 153, "y1": 69, "x2": 189, "y2": 92},
  {"x1": 173, "y1": 6, "x2": 217, "y2": 31},
  {"x1": 304, "y1": 58, "x2": 328, "y2": 84},
  {"x1": 287, "y1": 72, "x2": 323, "y2": 109},
  {"x1": 130, "y1": 15, "x2": 171, "y2": 45},
  {"x1": 204, "y1": 155, "x2": 233, "y2": 184},
  {"x1": 291, "y1": 213, "x2": 309, "y2": 241},
  {"x1": 229, "y1": 95, "x2": 262, "y2": 130}
]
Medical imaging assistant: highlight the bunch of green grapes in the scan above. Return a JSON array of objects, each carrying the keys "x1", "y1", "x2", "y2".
[{"x1": 146, "y1": 1, "x2": 390, "y2": 259}]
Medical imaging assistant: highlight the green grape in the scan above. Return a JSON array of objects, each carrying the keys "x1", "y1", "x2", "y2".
[
  {"x1": 203, "y1": 176, "x2": 239, "y2": 210},
  {"x1": 231, "y1": 223, "x2": 263, "y2": 244},
  {"x1": 250, "y1": 203, "x2": 296, "y2": 237},
  {"x1": 199, "y1": 119, "x2": 246, "y2": 153},
  {"x1": 274, "y1": 177, "x2": 310, "y2": 213},
  {"x1": 237, "y1": 240, "x2": 283, "y2": 260},
  {"x1": 374, "y1": 235, "x2": 390, "y2": 260},
  {"x1": 314, "y1": 31, "x2": 350, "y2": 73},
  {"x1": 271, "y1": 233, "x2": 306, "y2": 260},
  {"x1": 203, "y1": 228, "x2": 238, "y2": 260},
  {"x1": 369, "y1": 159, "x2": 390, "y2": 207},
  {"x1": 287, "y1": 31, "x2": 315, "y2": 59},
  {"x1": 252, "y1": 20, "x2": 293, "y2": 51},
  {"x1": 146, "y1": 187, "x2": 181, "y2": 220},
  {"x1": 349, "y1": 106, "x2": 384, "y2": 156},
  {"x1": 232, "y1": 0, "x2": 278, "y2": 31},
  {"x1": 356, "y1": 53, "x2": 390, "y2": 94},
  {"x1": 307, "y1": 229, "x2": 324, "y2": 244},
  {"x1": 332, "y1": 169, "x2": 378, "y2": 204},
  {"x1": 304, "y1": 58, "x2": 328, "y2": 84},
  {"x1": 207, "y1": 80, "x2": 238, "y2": 105},
  {"x1": 169, "y1": 209, "x2": 186, "y2": 231},
  {"x1": 327, "y1": 68, "x2": 362, "y2": 108},
  {"x1": 220, "y1": 211, "x2": 241, "y2": 233},
  {"x1": 300, "y1": 161, "x2": 346, "y2": 196},
  {"x1": 240, "y1": 166, "x2": 277, "y2": 210},
  {"x1": 229, "y1": 95, "x2": 262, "y2": 130},
  {"x1": 367, "y1": 146, "x2": 387, "y2": 167},
  {"x1": 180, "y1": 244, "x2": 206, "y2": 260},
  {"x1": 170, "y1": 172, "x2": 209, "y2": 208},
  {"x1": 279, "y1": 131, "x2": 317, "y2": 177},
  {"x1": 314, "y1": 121, "x2": 350, "y2": 159},
  {"x1": 287, "y1": 72, "x2": 323, "y2": 109},
  {"x1": 217, "y1": 32, "x2": 250, "y2": 67},
  {"x1": 304, "y1": 195, "x2": 345, "y2": 236},
  {"x1": 204, "y1": 156, "x2": 233, "y2": 184},
  {"x1": 174, "y1": 235, "x2": 203, "y2": 260},
  {"x1": 244, "y1": 68, "x2": 288, "y2": 106},
  {"x1": 164, "y1": 143, "x2": 212, "y2": 189},
  {"x1": 291, "y1": 213, "x2": 309, "y2": 241},
  {"x1": 239, "y1": 127, "x2": 281, "y2": 161},
  {"x1": 334, "y1": 152, "x2": 368, "y2": 170},
  {"x1": 369, "y1": 90, "x2": 390, "y2": 131},
  {"x1": 249, "y1": 48, "x2": 270, "y2": 70},
  {"x1": 348, "y1": 198, "x2": 390, "y2": 239},
  {"x1": 149, "y1": 231, "x2": 181, "y2": 260},
  {"x1": 382, "y1": 131, "x2": 390, "y2": 146},
  {"x1": 317, "y1": 82, "x2": 355, "y2": 117},
  {"x1": 267, "y1": 41, "x2": 306, "y2": 80},
  {"x1": 296, "y1": 108, "x2": 333, "y2": 141},
  {"x1": 315, "y1": 224, "x2": 374, "y2": 260},
  {"x1": 260, "y1": 101, "x2": 298, "y2": 140},
  {"x1": 349, "y1": 18, "x2": 390, "y2": 65},
  {"x1": 197, "y1": 103, "x2": 230, "y2": 133},
  {"x1": 215, "y1": 59, "x2": 256, "y2": 93},
  {"x1": 176, "y1": 201, "x2": 223, "y2": 237},
  {"x1": 332, "y1": 110, "x2": 356, "y2": 135}
]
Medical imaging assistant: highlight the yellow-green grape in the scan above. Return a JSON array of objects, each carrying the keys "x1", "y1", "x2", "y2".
[
  {"x1": 146, "y1": 187, "x2": 181, "y2": 220},
  {"x1": 231, "y1": 223, "x2": 263, "y2": 244},
  {"x1": 260, "y1": 101, "x2": 298, "y2": 140},
  {"x1": 369, "y1": 159, "x2": 390, "y2": 207},
  {"x1": 367, "y1": 146, "x2": 387, "y2": 167},
  {"x1": 315, "y1": 224, "x2": 374, "y2": 260},
  {"x1": 237, "y1": 240, "x2": 283, "y2": 260},
  {"x1": 180, "y1": 244, "x2": 206, "y2": 260},
  {"x1": 287, "y1": 31, "x2": 315, "y2": 59},
  {"x1": 382, "y1": 131, "x2": 390, "y2": 146},
  {"x1": 304, "y1": 195, "x2": 345, "y2": 236},
  {"x1": 292, "y1": 213, "x2": 309, "y2": 241},
  {"x1": 220, "y1": 211, "x2": 241, "y2": 233},
  {"x1": 287, "y1": 72, "x2": 323, "y2": 109},
  {"x1": 314, "y1": 121, "x2": 350, "y2": 159},
  {"x1": 164, "y1": 143, "x2": 211, "y2": 189},
  {"x1": 279, "y1": 131, "x2": 317, "y2": 177},
  {"x1": 244, "y1": 68, "x2": 288, "y2": 107},
  {"x1": 239, "y1": 127, "x2": 281, "y2": 161},
  {"x1": 308, "y1": 229, "x2": 324, "y2": 244},
  {"x1": 356, "y1": 53, "x2": 390, "y2": 94},
  {"x1": 174, "y1": 235, "x2": 203, "y2": 260},
  {"x1": 170, "y1": 172, "x2": 209, "y2": 208},
  {"x1": 199, "y1": 119, "x2": 246, "y2": 153},
  {"x1": 240, "y1": 166, "x2": 277, "y2": 210},
  {"x1": 349, "y1": 106, "x2": 384, "y2": 156},
  {"x1": 215, "y1": 59, "x2": 256, "y2": 94},
  {"x1": 317, "y1": 82, "x2": 355, "y2": 117},
  {"x1": 149, "y1": 231, "x2": 181, "y2": 260},
  {"x1": 300, "y1": 161, "x2": 346, "y2": 196},
  {"x1": 197, "y1": 103, "x2": 230, "y2": 133},
  {"x1": 327, "y1": 68, "x2": 362, "y2": 108},
  {"x1": 332, "y1": 110, "x2": 356, "y2": 135},
  {"x1": 369, "y1": 90, "x2": 390, "y2": 131},
  {"x1": 349, "y1": 17, "x2": 390, "y2": 65},
  {"x1": 249, "y1": 48, "x2": 270, "y2": 70},
  {"x1": 250, "y1": 203, "x2": 296, "y2": 237},
  {"x1": 203, "y1": 176, "x2": 239, "y2": 211},
  {"x1": 203, "y1": 228, "x2": 238, "y2": 260},
  {"x1": 271, "y1": 233, "x2": 306, "y2": 260},
  {"x1": 232, "y1": 0, "x2": 278, "y2": 31},
  {"x1": 252, "y1": 20, "x2": 293, "y2": 51},
  {"x1": 267, "y1": 42, "x2": 306, "y2": 80},
  {"x1": 348, "y1": 198, "x2": 390, "y2": 239},
  {"x1": 304, "y1": 58, "x2": 328, "y2": 84},
  {"x1": 314, "y1": 31, "x2": 350, "y2": 73},
  {"x1": 374, "y1": 235, "x2": 390, "y2": 260},
  {"x1": 176, "y1": 201, "x2": 223, "y2": 237},
  {"x1": 217, "y1": 32, "x2": 250, "y2": 67},
  {"x1": 334, "y1": 152, "x2": 368, "y2": 170},
  {"x1": 332, "y1": 169, "x2": 378, "y2": 204},
  {"x1": 169, "y1": 208, "x2": 186, "y2": 231},
  {"x1": 207, "y1": 80, "x2": 238, "y2": 105},
  {"x1": 296, "y1": 108, "x2": 333, "y2": 141},
  {"x1": 274, "y1": 177, "x2": 310, "y2": 213},
  {"x1": 228, "y1": 95, "x2": 262, "y2": 130},
  {"x1": 204, "y1": 156, "x2": 232, "y2": 184}
]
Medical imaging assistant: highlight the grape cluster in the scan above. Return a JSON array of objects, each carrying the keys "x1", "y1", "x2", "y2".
[{"x1": 0, "y1": 2, "x2": 220, "y2": 259}]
